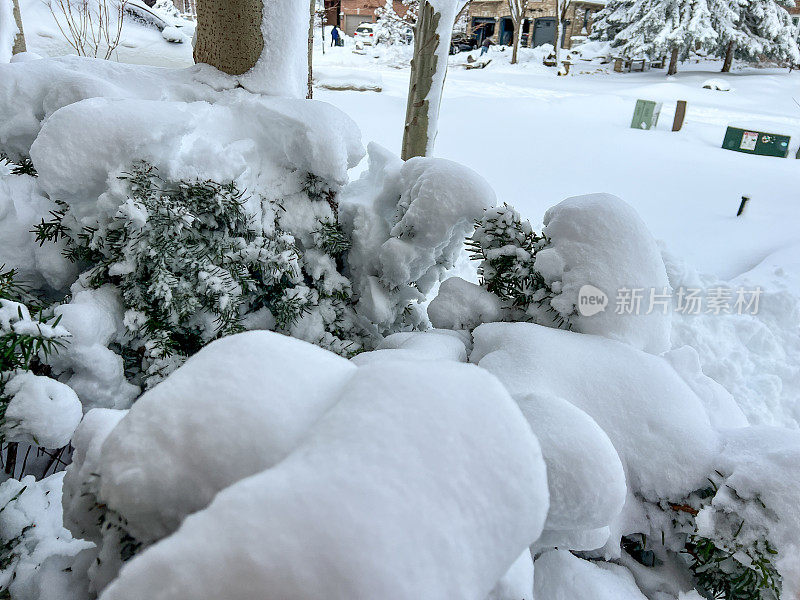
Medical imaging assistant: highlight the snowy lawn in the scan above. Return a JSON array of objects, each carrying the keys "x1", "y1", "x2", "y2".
[{"x1": 313, "y1": 48, "x2": 800, "y2": 280}]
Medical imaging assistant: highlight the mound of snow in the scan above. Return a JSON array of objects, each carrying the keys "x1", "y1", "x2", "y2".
[
  {"x1": 536, "y1": 194, "x2": 671, "y2": 354},
  {"x1": 487, "y1": 550, "x2": 534, "y2": 600},
  {"x1": 0, "y1": 56, "x2": 225, "y2": 159},
  {"x1": 472, "y1": 322, "x2": 719, "y2": 502},
  {"x1": 516, "y1": 392, "x2": 626, "y2": 549},
  {"x1": 61, "y1": 408, "x2": 128, "y2": 595},
  {"x1": 340, "y1": 143, "x2": 495, "y2": 333},
  {"x1": 702, "y1": 79, "x2": 731, "y2": 91},
  {"x1": 161, "y1": 26, "x2": 188, "y2": 43},
  {"x1": 0, "y1": 473, "x2": 93, "y2": 600},
  {"x1": 709, "y1": 426, "x2": 800, "y2": 597},
  {"x1": 30, "y1": 92, "x2": 363, "y2": 223},
  {"x1": 428, "y1": 276, "x2": 503, "y2": 330},
  {"x1": 351, "y1": 329, "x2": 468, "y2": 365},
  {"x1": 0, "y1": 172, "x2": 75, "y2": 290},
  {"x1": 98, "y1": 331, "x2": 356, "y2": 543},
  {"x1": 50, "y1": 285, "x2": 139, "y2": 411},
  {"x1": 0, "y1": 371, "x2": 82, "y2": 448},
  {"x1": 315, "y1": 67, "x2": 383, "y2": 91},
  {"x1": 99, "y1": 360, "x2": 549, "y2": 600},
  {"x1": 665, "y1": 247, "x2": 800, "y2": 428},
  {"x1": 534, "y1": 550, "x2": 648, "y2": 600}
]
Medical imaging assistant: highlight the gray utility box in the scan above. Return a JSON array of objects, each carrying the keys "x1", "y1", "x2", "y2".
[{"x1": 630, "y1": 99, "x2": 662, "y2": 130}]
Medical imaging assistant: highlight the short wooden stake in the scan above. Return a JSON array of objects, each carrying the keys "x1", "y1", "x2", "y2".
[
  {"x1": 737, "y1": 196, "x2": 750, "y2": 216},
  {"x1": 672, "y1": 100, "x2": 687, "y2": 131}
]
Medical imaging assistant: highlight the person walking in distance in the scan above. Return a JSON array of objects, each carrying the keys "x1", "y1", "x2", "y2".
[{"x1": 331, "y1": 25, "x2": 341, "y2": 47}]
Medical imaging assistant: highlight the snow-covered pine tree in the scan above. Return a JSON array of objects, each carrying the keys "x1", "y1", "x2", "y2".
[
  {"x1": 712, "y1": 0, "x2": 800, "y2": 71},
  {"x1": 597, "y1": 0, "x2": 717, "y2": 74},
  {"x1": 376, "y1": 0, "x2": 418, "y2": 44},
  {"x1": 589, "y1": 0, "x2": 636, "y2": 44}
]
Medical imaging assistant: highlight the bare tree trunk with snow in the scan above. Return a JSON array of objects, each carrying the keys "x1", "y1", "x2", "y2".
[
  {"x1": 11, "y1": 0, "x2": 26, "y2": 54},
  {"x1": 721, "y1": 41, "x2": 734, "y2": 73},
  {"x1": 307, "y1": 0, "x2": 314, "y2": 98},
  {"x1": 667, "y1": 46, "x2": 679, "y2": 75},
  {"x1": 553, "y1": 0, "x2": 569, "y2": 66},
  {"x1": 403, "y1": 1, "x2": 439, "y2": 159},
  {"x1": 508, "y1": 0, "x2": 527, "y2": 65},
  {"x1": 194, "y1": 0, "x2": 264, "y2": 75}
]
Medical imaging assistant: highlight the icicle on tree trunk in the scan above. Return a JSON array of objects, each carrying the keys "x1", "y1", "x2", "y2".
[
  {"x1": 508, "y1": 0, "x2": 528, "y2": 65},
  {"x1": 402, "y1": 0, "x2": 464, "y2": 160},
  {"x1": 721, "y1": 40, "x2": 734, "y2": 72},
  {"x1": 193, "y1": 0, "x2": 307, "y2": 97},
  {"x1": 307, "y1": 0, "x2": 314, "y2": 98},
  {"x1": 11, "y1": 0, "x2": 25, "y2": 54},
  {"x1": 667, "y1": 46, "x2": 679, "y2": 75}
]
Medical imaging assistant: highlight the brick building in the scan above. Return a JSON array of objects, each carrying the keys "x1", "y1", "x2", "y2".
[
  {"x1": 324, "y1": 0, "x2": 410, "y2": 36},
  {"x1": 322, "y1": 0, "x2": 604, "y2": 47},
  {"x1": 469, "y1": 0, "x2": 604, "y2": 49}
]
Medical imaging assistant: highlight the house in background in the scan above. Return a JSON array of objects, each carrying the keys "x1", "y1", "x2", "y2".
[
  {"x1": 323, "y1": 0, "x2": 410, "y2": 36},
  {"x1": 469, "y1": 0, "x2": 605, "y2": 50}
]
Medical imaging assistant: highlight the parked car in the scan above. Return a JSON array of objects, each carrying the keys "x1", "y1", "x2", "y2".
[{"x1": 354, "y1": 23, "x2": 377, "y2": 45}]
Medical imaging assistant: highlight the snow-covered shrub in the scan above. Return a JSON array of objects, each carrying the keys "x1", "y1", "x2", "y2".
[
  {"x1": 33, "y1": 162, "x2": 364, "y2": 385},
  {"x1": 96, "y1": 356, "x2": 549, "y2": 600},
  {"x1": 444, "y1": 193, "x2": 672, "y2": 353},
  {"x1": 0, "y1": 271, "x2": 79, "y2": 449},
  {"x1": 340, "y1": 143, "x2": 495, "y2": 335},
  {"x1": 0, "y1": 473, "x2": 92, "y2": 600},
  {"x1": 465, "y1": 203, "x2": 561, "y2": 325}
]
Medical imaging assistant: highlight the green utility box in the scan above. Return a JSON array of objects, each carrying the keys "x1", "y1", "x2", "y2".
[
  {"x1": 630, "y1": 100, "x2": 662, "y2": 130},
  {"x1": 722, "y1": 127, "x2": 790, "y2": 158}
]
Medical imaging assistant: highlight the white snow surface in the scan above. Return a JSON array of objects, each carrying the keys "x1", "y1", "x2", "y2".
[
  {"x1": 0, "y1": 0, "x2": 17, "y2": 63},
  {"x1": 340, "y1": 143, "x2": 494, "y2": 332},
  {"x1": 0, "y1": 172, "x2": 75, "y2": 290},
  {"x1": 709, "y1": 426, "x2": 800, "y2": 597},
  {"x1": 534, "y1": 550, "x2": 649, "y2": 600},
  {"x1": 428, "y1": 276, "x2": 504, "y2": 330},
  {"x1": 516, "y1": 392, "x2": 626, "y2": 542},
  {"x1": 0, "y1": 473, "x2": 93, "y2": 600},
  {"x1": 351, "y1": 329, "x2": 468, "y2": 365},
  {"x1": 0, "y1": 371, "x2": 82, "y2": 448},
  {"x1": 49, "y1": 284, "x2": 139, "y2": 411},
  {"x1": 537, "y1": 193, "x2": 671, "y2": 354},
  {"x1": 486, "y1": 549, "x2": 534, "y2": 600},
  {"x1": 97, "y1": 331, "x2": 356, "y2": 543},
  {"x1": 98, "y1": 360, "x2": 549, "y2": 600},
  {"x1": 240, "y1": 0, "x2": 307, "y2": 97},
  {"x1": 472, "y1": 322, "x2": 719, "y2": 502}
]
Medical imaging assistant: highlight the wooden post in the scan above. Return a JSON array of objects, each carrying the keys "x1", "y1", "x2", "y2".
[
  {"x1": 737, "y1": 196, "x2": 749, "y2": 216},
  {"x1": 672, "y1": 100, "x2": 686, "y2": 131}
]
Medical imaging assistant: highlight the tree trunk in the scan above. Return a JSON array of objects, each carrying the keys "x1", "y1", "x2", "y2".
[
  {"x1": 721, "y1": 41, "x2": 734, "y2": 73},
  {"x1": 667, "y1": 46, "x2": 679, "y2": 75},
  {"x1": 307, "y1": 0, "x2": 314, "y2": 98},
  {"x1": 11, "y1": 0, "x2": 26, "y2": 55},
  {"x1": 511, "y1": 17, "x2": 520, "y2": 64},
  {"x1": 402, "y1": 1, "x2": 441, "y2": 160},
  {"x1": 194, "y1": 0, "x2": 264, "y2": 75},
  {"x1": 554, "y1": 2, "x2": 562, "y2": 65}
]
